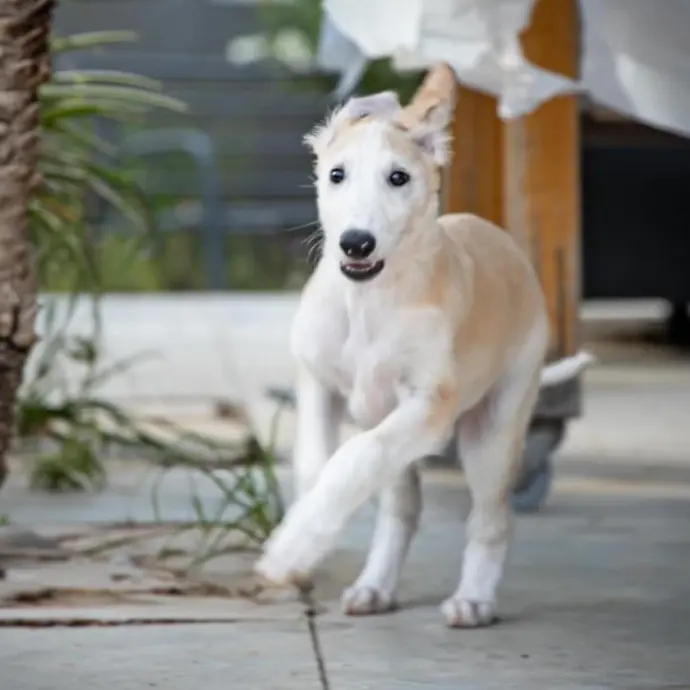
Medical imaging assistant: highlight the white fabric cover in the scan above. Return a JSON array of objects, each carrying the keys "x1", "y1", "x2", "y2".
[{"x1": 319, "y1": 0, "x2": 690, "y2": 137}]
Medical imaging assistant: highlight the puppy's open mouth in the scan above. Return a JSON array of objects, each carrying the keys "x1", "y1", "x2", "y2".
[{"x1": 340, "y1": 260, "x2": 385, "y2": 282}]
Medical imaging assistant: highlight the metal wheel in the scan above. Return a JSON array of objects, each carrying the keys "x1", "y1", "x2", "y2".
[
  {"x1": 511, "y1": 457, "x2": 553, "y2": 513},
  {"x1": 511, "y1": 420, "x2": 565, "y2": 513}
]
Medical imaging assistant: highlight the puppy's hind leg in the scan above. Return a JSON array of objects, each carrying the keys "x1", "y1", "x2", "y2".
[
  {"x1": 342, "y1": 465, "x2": 421, "y2": 615},
  {"x1": 441, "y1": 368, "x2": 540, "y2": 628}
]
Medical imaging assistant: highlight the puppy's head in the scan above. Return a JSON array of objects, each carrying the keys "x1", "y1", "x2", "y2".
[{"x1": 305, "y1": 63, "x2": 456, "y2": 283}]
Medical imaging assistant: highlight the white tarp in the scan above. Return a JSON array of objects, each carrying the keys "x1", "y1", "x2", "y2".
[{"x1": 318, "y1": 0, "x2": 690, "y2": 138}]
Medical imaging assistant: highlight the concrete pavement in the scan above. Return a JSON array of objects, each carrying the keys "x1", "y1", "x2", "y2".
[
  {"x1": 3, "y1": 467, "x2": 690, "y2": 688},
  {"x1": 2, "y1": 294, "x2": 690, "y2": 688}
]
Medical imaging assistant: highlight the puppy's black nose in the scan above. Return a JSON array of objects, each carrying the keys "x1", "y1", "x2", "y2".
[{"x1": 339, "y1": 229, "x2": 376, "y2": 259}]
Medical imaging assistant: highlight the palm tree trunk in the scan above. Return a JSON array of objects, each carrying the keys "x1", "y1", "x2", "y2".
[{"x1": 0, "y1": 0, "x2": 55, "y2": 487}]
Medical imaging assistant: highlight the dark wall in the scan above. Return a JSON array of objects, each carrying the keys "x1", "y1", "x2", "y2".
[
  {"x1": 582, "y1": 128, "x2": 690, "y2": 302},
  {"x1": 54, "y1": 1, "x2": 690, "y2": 301},
  {"x1": 53, "y1": 0, "x2": 264, "y2": 55}
]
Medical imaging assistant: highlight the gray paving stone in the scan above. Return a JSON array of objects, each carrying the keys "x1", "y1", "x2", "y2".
[{"x1": 2, "y1": 473, "x2": 690, "y2": 688}]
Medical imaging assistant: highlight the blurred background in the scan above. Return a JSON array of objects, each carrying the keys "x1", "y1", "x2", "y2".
[
  {"x1": 1, "y1": 0, "x2": 690, "y2": 541},
  {"x1": 35, "y1": 0, "x2": 689, "y2": 449}
]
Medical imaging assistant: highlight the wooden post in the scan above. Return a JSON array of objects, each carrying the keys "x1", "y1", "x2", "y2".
[
  {"x1": 444, "y1": 87, "x2": 504, "y2": 227},
  {"x1": 444, "y1": 0, "x2": 580, "y2": 358},
  {"x1": 505, "y1": 0, "x2": 581, "y2": 359}
]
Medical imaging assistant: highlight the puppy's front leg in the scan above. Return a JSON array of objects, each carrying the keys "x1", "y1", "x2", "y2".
[
  {"x1": 293, "y1": 363, "x2": 342, "y2": 498},
  {"x1": 255, "y1": 392, "x2": 456, "y2": 587}
]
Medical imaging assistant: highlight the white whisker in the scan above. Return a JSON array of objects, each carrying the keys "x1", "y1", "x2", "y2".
[{"x1": 284, "y1": 219, "x2": 321, "y2": 234}]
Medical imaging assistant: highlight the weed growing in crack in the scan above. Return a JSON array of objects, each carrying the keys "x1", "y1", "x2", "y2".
[{"x1": 150, "y1": 403, "x2": 287, "y2": 563}]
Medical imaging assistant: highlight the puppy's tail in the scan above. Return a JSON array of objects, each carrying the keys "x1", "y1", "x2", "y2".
[{"x1": 540, "y1": 351, "x2": 595, "y2": 388}]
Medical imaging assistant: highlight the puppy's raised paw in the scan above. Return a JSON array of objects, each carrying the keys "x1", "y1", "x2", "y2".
[
  {"x1": 341, "y1": 585, "x2": 396, "y2": 616},
  {"x1": 440, "y1": 596, "x2": 497, "y2": 628},
  {"x1": 254, "y1": 551, "x2": 310, "y2": 591}
]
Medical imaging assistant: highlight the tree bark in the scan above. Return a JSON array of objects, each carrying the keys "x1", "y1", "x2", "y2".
[{"x1": 0, "y1": 0, "x2": 55, "y2": 488}]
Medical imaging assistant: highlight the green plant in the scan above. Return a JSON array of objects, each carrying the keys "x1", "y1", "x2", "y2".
[
  {"x1": 19, "y1": 291, "x2": 285, "y2": 540},
  {"x1": 18, "y1": 29, "x2": 184, "y2": 490},
  {"x1": 17, "y1": 30, "x2": 286, "y2": 547},
  {"x1": 152, "y1": 404, "x2": 287, "y2": 565},
  {"x1": 19, "y1": 295, "x2": 156, "y2": 491},
  {"x1": 33, "y1": 30, "x2": 185, "y2": 295},
  {"x1": 259, "y1": 0, "x2": 424, "y2": 101}
]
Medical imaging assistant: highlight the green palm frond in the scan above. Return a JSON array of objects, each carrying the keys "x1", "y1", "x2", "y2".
[
  {"x1": 50, "y1": 30, "x2": 138, "y2": 54},
  {"x1": 33, "y1": 30, "x2": 186, "y2": 294},
  {"x1": 20, "y1": 29, "x2": 286, "y2": 547}
]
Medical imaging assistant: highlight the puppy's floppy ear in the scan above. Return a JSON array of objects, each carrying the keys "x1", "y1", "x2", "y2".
[
  {"x1": 397, "y1": 62, "x2": 457, "y2": 166},
  {"x1": 304, "y1": 91, "x2": 402, "y2": 155}
]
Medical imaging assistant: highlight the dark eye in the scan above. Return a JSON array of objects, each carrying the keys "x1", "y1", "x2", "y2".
[
  {"x1": 329, "y1": 167, "x2": 345, "y2": 184},
  {"x1": 388, "y1": 169, "x2": 410, "y2": 187}
]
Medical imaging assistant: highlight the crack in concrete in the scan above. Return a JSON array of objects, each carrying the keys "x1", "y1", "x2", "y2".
[
  {"x1": 298, "y1": 583, "x2": 331, "y2": 690},
  {"x1": 0, "y1": 617, "x2": 244, "y2": 627}
]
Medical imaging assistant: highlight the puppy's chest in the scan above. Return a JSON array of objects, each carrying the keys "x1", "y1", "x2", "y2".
[{"x1": 336, "y1": 315, "x2": 405, "y2": 429}]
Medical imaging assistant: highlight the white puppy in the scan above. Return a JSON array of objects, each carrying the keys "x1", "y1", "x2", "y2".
[{"x1": 256, "y1": 63, "x2": 592, "y2": 627}]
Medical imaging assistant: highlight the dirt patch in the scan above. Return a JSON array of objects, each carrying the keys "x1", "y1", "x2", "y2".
[{"x1": 0, "y1": 524, "x2": 273, "y2": 614}]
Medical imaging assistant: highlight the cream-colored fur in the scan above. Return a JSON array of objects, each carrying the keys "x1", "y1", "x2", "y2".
[{"x1": 255, "y1": 63, "x2": 592, "y2": 627}]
